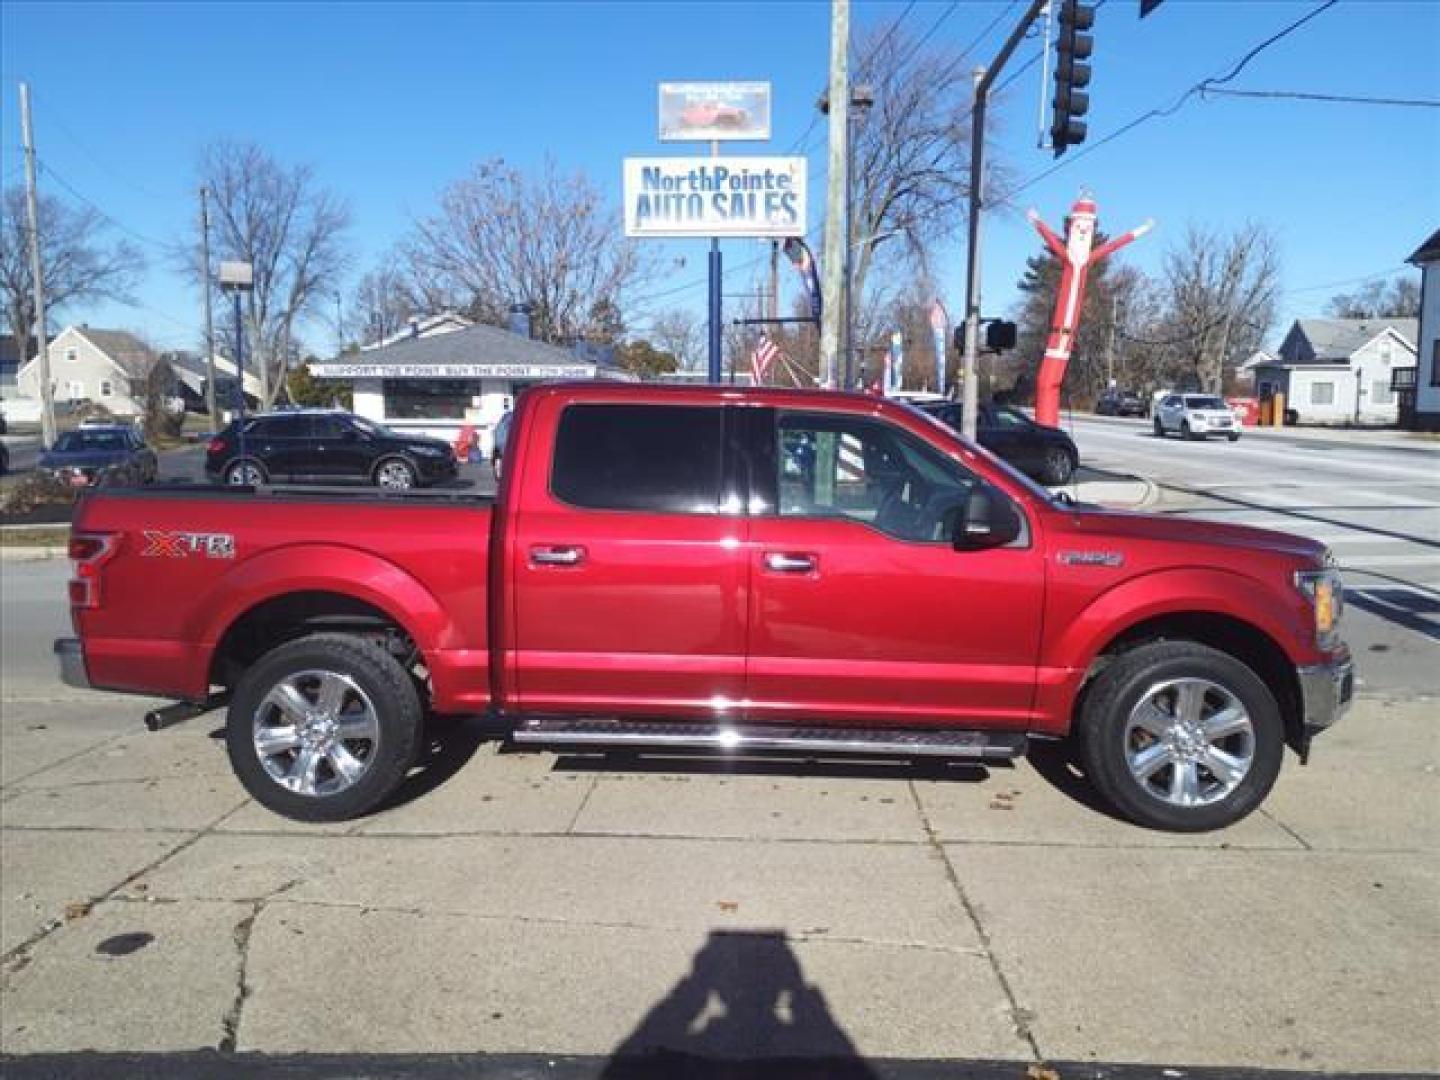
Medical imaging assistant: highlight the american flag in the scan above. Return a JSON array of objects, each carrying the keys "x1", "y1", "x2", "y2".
[{"x1": 750, "y1": 333, "x2": 780, "y2": 385}]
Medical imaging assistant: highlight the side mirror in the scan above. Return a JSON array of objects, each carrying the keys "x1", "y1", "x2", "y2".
[{"x1": 953, "y1": 485, "x2": 1023, "y2": 551}]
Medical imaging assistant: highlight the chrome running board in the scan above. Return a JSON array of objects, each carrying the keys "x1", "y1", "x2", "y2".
[{"x1": 511, "y1": 718, "x2": 1026, "y2": 760}]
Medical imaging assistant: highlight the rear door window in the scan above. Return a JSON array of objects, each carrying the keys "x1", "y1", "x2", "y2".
[{"x1": 551, "y1": 403, "x2": 725, "y2": 514}]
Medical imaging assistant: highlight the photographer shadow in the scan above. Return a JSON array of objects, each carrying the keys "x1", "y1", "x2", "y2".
[{"x1": 601, "y1": 929, "x2": 878, "y2": 1080}]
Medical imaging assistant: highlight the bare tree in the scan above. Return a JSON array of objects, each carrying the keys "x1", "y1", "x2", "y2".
[
  {"x1": 848, "y1": 19, "x2": 994, "y2": 319},
  {"x1": 400, "y1": 159, "x2": 647, "y2": 345},
  {"x1": 0, "y1": 186, "x2": 143, "y2": 341},
  {"x1": 1325, "y1": 274, "x2": 1421, "y2": 319},
  {"x1": 648, "y1": 309, "x2": 704, "y2": 371},
  {"x1": 349, "y1": 264, "x2": 421, "y2": 348},
  {"x1": 197, "y1": 141, "x2": 351, "y2": 407},
  {"x1": 1161, "y1": 222, "x2": 1280, "y2": 393}
]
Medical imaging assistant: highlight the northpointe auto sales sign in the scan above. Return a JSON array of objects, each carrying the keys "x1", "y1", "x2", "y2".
[{"x1": 623, "y1": 157, "x2": 806, "y2": 238}]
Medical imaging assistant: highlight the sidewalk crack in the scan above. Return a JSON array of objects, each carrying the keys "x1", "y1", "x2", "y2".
[{"x1": 909, "y1": 779, "x2": 1044, "y2": 1062}]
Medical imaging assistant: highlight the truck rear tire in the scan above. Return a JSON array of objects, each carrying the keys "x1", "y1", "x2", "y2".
[
  {"x1": 1075, "y1": 641, "x2": 1283, "y2": 832},
  {"x1": 226, "y1": 633, "x2": 422, "y2": 822}
]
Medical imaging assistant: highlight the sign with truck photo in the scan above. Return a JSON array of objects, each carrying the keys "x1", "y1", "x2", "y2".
[
  {"x1": 622, "y1": 156, "x2": 806, "y2": 238},
  {"x1": 658, "y1": 81, "x2": 771, "y2": 142}
]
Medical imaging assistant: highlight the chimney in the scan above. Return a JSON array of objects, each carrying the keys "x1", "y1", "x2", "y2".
[{"x1": 508, "y1": 302, "x2": 534, "y2": 339}]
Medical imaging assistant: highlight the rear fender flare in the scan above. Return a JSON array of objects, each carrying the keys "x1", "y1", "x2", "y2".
[{"x1": 191, "y1": 544, "x2": 454, "y2": 663}]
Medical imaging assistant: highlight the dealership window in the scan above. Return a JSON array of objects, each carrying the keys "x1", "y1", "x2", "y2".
[
  {"x1": 99, "y1": 379, "x2": 113, "y2": 398},
  {"x1": 1310, "y1": 382, "x2": 1335, "y2": 406},
  {"x1": 382, "y1": 378, "x2": 481, "y2": 420},
  {"x1": 552, "y1": 403, "x2": 723, "y2": 514},
  {"x1": 1372, "y1": 379, "x2": 1394, "y2": 406}
]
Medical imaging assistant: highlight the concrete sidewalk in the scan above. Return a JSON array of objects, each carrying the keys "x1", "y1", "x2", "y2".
[{"x1": 2, "y1": 686, "x2": 1435, "y2": 1075}]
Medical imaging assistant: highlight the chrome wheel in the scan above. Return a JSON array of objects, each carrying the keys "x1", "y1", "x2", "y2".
[
  {"x1": 376, "y1": 460, "x2": 415, "y2": 489},
  {"x1": 252, "y1": 669, "x2": 380, "y2": 797},
  {"x1": 227, "y1": 462, "x2": 264, "y2": 486},
  {"x1": 1124, "y1": 677, "x2": 1254, "y2": 808}
]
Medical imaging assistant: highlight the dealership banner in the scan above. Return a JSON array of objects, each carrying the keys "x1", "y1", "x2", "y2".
[
  {"x1": 659, "y1": 82, "x2": 772, "y2": 142},
  {"x1": 623, "y1": 157, "x2": 806, "y2": 238},
  {"x1": 309, "y1": 363, "x2": 596, "y2": 380}
]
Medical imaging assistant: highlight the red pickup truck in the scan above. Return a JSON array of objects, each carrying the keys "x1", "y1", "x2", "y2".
[{"x1": 55, "y1": 383, "x2": 1352, "y2": 831}]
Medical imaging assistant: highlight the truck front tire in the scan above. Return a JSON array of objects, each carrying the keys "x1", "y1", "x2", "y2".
[
  {"x1": 1076, "y1": 641, "x2": 1284, "y2": 832},
  {"x1": 226, "y1": 633, "x2": 422, "y2": 822}
]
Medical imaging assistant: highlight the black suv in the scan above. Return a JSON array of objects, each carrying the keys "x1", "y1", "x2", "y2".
[
  {"x1": 1096, "y1": 389, "x2": 1147, "y2": 417},
  {"x1": 916, "y1": 400, "x2": 1079, "y2": 485},
  {"x1": 205, "y1": 410, "x2": 457, "y2": 489}
]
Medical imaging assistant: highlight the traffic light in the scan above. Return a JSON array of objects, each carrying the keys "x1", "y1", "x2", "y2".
[
  {"x1": 985, "y1": 320, "x2": 1018, "y2": 353},
  {"x1": 1052, "y1": 0, "x2": 1095, "y2": 157}
]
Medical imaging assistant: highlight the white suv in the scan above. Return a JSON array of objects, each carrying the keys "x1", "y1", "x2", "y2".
[{"x1": 1153, "y1": 393, "x2": 1240, "y2": 441}]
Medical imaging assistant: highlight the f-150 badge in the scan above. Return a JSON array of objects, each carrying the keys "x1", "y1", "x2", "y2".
[
  {"x1": 141, "y1": 530, "x2": 235, "y2": 559},
  {"x1": 1057, "y1": 550, "x2": 1124, "y2": 567}
]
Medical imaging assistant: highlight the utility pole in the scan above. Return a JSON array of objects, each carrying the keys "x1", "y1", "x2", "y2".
[
  {"x1": 199, "y1": 186, "x2": 219, "y2": 428},
  {"x1": 1105, "y1": 293, "x2": 1119, "y2": 387},
  {"x1": 819, "y1": 0, "x2": 849, "y2": 389},
  {"x1": 961, "y1": 0, "x2": 1048, "y2": 440},
  {"x1": 19, "y1": 83, "x2": 55, "y2": 449},
  {"x1": 769, "y1": 239, "x2": 780, "y2": 323}
]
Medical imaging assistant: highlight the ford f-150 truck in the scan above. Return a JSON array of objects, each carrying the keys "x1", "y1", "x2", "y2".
[{"x1": 54, "y1": 383, "x2": 1352, "y2": 831}]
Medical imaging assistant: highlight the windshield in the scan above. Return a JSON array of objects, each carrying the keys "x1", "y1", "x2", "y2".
[
  {"x1": 52, "y1": 432, "x2": 126, "y2": 453},
  {"x1": 1184, "y1": 395, "x2": 1228, "y2": 410}
]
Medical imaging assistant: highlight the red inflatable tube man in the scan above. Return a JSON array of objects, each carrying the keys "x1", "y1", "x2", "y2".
[{"x1": 1028, "y1": 195, "x2": 1153, "y2": 428}]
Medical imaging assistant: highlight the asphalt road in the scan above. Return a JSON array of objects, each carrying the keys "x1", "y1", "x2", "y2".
[{"x1": 1062, "y1": 415, "x2": 1440, "y2": 697}]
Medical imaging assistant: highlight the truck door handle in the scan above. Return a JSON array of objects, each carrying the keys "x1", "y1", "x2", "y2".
[
  {"x1": 530, "y1": 545, "x2": 586, "y2": 567},
  {"x1": 764, "y1": 552, "x2": 818, "y2": 574}
]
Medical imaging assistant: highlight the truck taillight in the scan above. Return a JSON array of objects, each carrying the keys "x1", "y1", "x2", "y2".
[
  {"x1": 207, "y1": 436, "x2": 225, "y2": 455},
  {"x1": 69, "y1": 531, "x2": 118, "y2": 609}
]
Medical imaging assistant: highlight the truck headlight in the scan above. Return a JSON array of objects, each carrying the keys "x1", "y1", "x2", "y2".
[{"x1": 1295, "y1": 567, "x2": 1344, "y2": 650}]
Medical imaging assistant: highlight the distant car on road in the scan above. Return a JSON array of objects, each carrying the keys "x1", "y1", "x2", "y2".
[
  {"x1": 38, "y1": 426, "x2": 157, "y2": 487},
  {"x1": 1096, "y1": 389, "x2": 1147, "y2": 417},
  {"x1": 205, "y1": 409, "x2": 458, "y2": 490},
  {"x1": 1153, "y1": 394, "x2": 1241, "y2": 441},
  {"x1": 917, "y1": 400, "x2": 1079, "y2": 485}
]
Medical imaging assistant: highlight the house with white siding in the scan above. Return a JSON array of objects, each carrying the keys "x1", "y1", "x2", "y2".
[
  {"x1": 1251, "y1": 318, "x2": 1417, "y2": 426},
  {"x1": 15, "y1": 326, "x2": 160, "y2": 417},
  {"x1": 1403, "y1": 228, "x2": 1440, "y2": 430}
]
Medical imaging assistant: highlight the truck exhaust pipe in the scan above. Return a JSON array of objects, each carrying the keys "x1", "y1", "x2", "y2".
[{"x1": 144, "y1": 696, "x2": 227, "y2": 732}]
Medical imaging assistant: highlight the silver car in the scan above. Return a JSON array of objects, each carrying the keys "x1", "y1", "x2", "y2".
[{"x1": 1153, "y1": 393, "x2": 1241, "y2": 442}]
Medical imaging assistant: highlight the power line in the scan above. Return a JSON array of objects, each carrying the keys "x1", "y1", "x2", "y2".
[
  {"x1": 1285, "y1": 265, "x2": 1408, "y2": 296},
  {"x1": 1006, "y1": 0, "x2": 1341, "y2": 198},
  {"x1": 1199, "y1": 87, "x2": 1440, "y2": 109},
  {"x1": 31, "y1": 88, "x2": 174, "y2": 202},
  {"x1": 37, "y1": 161, "x2": 175, "y2": 252}
]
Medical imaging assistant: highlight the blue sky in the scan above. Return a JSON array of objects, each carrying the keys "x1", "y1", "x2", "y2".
[{"x1": 2, "y1": 0, "x2": 1437, "y2": 354}]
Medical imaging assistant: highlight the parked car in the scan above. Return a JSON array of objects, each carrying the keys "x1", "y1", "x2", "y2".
[
  {"x1": 1096, "y1": 389, "x2": 1146, "y2": 417},
  {"x1": 38, "y1": 426, "x2": 156, "y2": 487},
  {"x1": 58, "y1": 383, "x2": 1350, "y2": 831},
  {"x1": 917, "y1": 400, "x2": 1079, "y2": 485},
  {"x1": 204, "y1": 409, "x2": 458, "y2": 490},
  {"x1": 1153, "y1": 393, "x2": 1241, "y2": 441}
]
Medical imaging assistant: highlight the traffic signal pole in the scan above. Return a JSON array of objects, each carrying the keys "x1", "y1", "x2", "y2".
[{"x1": 960, "y1": 0, "x2": 1048, "y2": 441}]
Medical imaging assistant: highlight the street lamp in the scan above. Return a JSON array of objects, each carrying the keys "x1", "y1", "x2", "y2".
[
  {"x1": 820, "y1": 83, "x2": 875, "y2": 389},
  {"x1": 218, "y1": 261, "x2": 255, "y2": 484}
]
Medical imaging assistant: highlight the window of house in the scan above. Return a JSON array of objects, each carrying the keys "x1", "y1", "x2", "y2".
[
  {"x1": 66, "y1": 380, "x2": 85, "y2": 399},
  {"x1": 382, "y1": 378, "x2": 481, "y2": 420},
  {"x1": 1371, "y1": 380, "x2": 1394, "y2": 406},
  {"x1": 1311, "y1": 382, "x2": 1335, "y2": 406},
  {"x1": 64, "y1": 348, "x2": 78, "y2": 364},
  {"x1": 99, "y1": 380, "x2": 113, "y2": 398},
  {"x1": 551, "y1": 403, "x2": 724, "y2": 514}
]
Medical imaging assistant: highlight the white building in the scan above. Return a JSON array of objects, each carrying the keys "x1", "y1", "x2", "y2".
[
  {"x1": 1252, "y1": 317, "x2": 1417, "y2": 426},
  {"x1": 309, "y1": 319, "x2": 633, "y2": 455},
  {"x1": 1404, "y1": 228, "x2": 1440, "y2": 430},
  {"x1": 16, "y1": 326, "x2": 159, "y2": 417}
]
